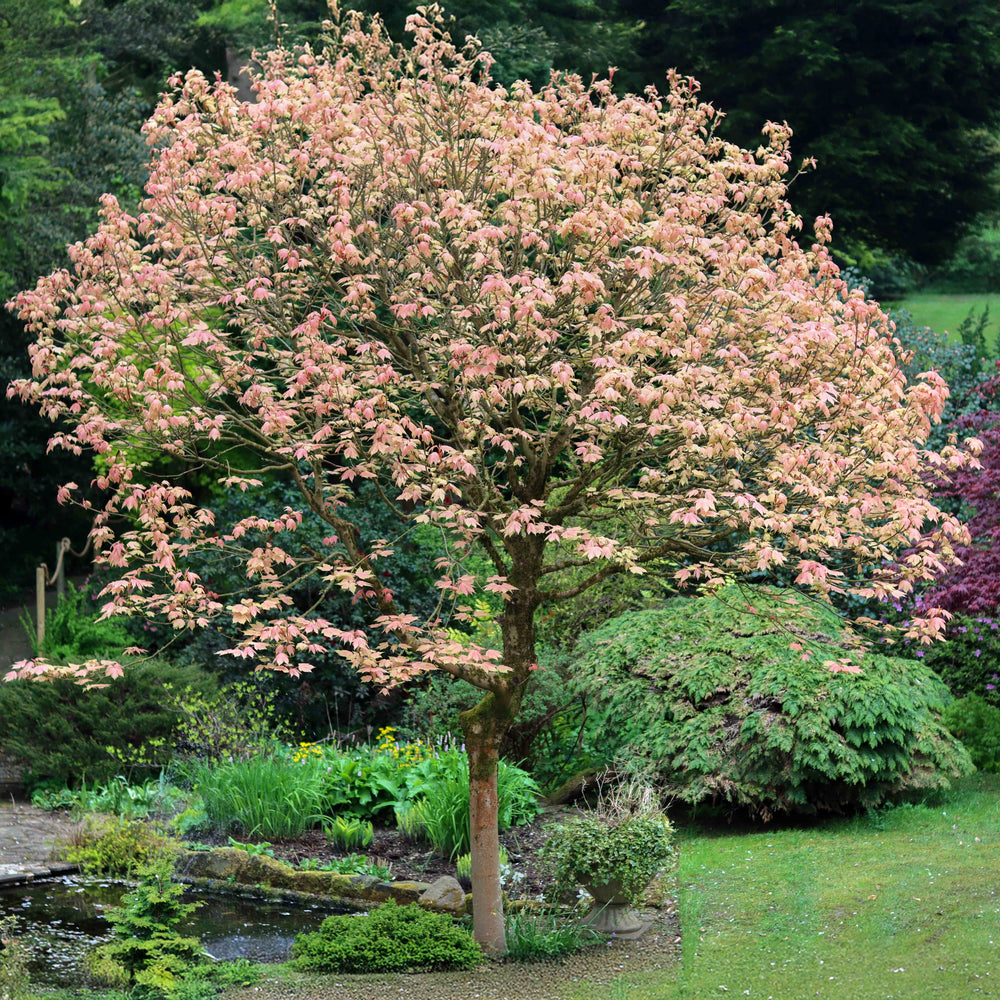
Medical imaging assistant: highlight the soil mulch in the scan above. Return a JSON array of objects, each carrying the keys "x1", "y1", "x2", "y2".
[{"x1": 259, "y1": 806, "x2": 566, "y2": 897}]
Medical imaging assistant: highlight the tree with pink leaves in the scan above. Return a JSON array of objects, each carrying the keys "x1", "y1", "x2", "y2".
[{"x1": 6, "y1": 6, "x2": 975, "y2": 951}]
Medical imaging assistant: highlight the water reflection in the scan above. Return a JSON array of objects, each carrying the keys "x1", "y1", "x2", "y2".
[{"x1": 0, "y1": 876, "x2": 346, "y2": 988}]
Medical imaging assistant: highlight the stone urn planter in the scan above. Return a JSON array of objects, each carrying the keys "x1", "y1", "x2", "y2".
[
  {"x1": 539, "y1": 787, "x2": 674, "y2": 938},
  {"x1": 580, "y1": 876, "x2": 645, "y2": 935}
]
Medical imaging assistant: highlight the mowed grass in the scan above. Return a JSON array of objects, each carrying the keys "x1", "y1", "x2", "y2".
[
  {"x1": 890, "y1": 293, "x2": 999, "y2": 351},
  {"x1": 566, "y1": 774, "x2": 1000, "y2": 1000}
]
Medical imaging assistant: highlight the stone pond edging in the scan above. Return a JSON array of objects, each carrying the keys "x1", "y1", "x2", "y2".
[{"x1": 175, "y1": 847, "x2": 471, "y2": 915}]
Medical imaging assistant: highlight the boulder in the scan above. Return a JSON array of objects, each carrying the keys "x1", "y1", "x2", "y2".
[
  {"x1": 182, "y1": 847, "x2": 247, "y2": 881},
  {"x1": 381, "y1": 879, "x2": 430, "y2": 905},
  {"x1": 246, "y1": 853, "x2": 296, "y2": 888},
  {"x1": 418, "y1": 875, "x2": 467, "y2": 915},
  {"x1": 289, "y1": 869, "x2": 335, "y2": 895}
]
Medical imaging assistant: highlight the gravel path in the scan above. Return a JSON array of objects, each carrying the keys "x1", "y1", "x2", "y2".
[{"x1": 227, "y1": 909, "x2": 680, "y2": 1000}]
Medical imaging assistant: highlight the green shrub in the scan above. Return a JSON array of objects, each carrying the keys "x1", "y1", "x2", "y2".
[
  {"x1": 914, "y1": 615, "x2": 1000, "y2": 709},
  {"x1": 503, "y1": 910, "x2": 601, "y2": 962},
  {"x1": 167, "y1": 680, "x2": 295, "y2": 768},
  {"x1": 573, "y1": 586, "x2": 974, "y2": 819},
  {"x1": 23, "y1": 582, "x2": 133, "y2": 663},
  {"x1": 0, "y1": 914, "x2": 31, "y2": 1000},
  {"x1": 291, "y1": 901, "x2": 482, "y2": 973},
  {"x1": 0, "y1": 660, "x2": 216, "y2": 789},
  {"x1": 65, "y1": 816, "x2": 179, "y2": 877},
  {"x1": 87, "y1": 857, "x2": 205, "y2": 996},
  {"x1": 191, "y1": 754, "x2": 325, "y2": 838},
  {"x1": 942, "y1": 695, "x2": 1000, "y2": 772}
]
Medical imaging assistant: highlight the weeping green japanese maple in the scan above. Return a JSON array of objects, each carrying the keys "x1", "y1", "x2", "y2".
[{"x1": 573, "y1": 586, "x2": 974, "y2": 819}]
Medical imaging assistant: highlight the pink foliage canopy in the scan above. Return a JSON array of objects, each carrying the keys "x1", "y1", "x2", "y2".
[{"x1": 6, "y1": 7, "x2": 976, "y2": 686}]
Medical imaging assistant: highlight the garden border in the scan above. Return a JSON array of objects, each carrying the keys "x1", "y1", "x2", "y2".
[{"x1": 175, "y1": 847, "x2": 472, "y2": 915}]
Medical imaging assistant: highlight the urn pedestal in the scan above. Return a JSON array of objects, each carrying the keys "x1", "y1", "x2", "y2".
[{"x1": 581, "y1": 878, "x2": 645, "y2": 935}]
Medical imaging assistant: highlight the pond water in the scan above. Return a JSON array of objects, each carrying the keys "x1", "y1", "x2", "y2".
[{"x1": 0, "y1": 876, "x2": 351, "y2": 988}]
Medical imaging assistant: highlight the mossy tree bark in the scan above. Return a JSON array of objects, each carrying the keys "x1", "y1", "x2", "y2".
[{"x1": 458, "y1": 581, "x2": 535, "y2": 954}]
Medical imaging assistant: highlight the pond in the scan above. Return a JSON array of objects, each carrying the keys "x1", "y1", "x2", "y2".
[{"x1": 1, "y1": 876, "x2": 351, "y2": 988}]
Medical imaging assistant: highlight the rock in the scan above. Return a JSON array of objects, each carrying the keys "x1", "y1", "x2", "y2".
[
  {"x1": 246, "y1": 853, "x2": 296, "y2": 888},
  {"x1": 418, "y1": 875, "x2": 467, "y2": 915},
  {"x1": 323, "y1": 872, "x2": 379, "y2": 900},
  {"x1": 182, "y1": 847, "x2": 247, "y2": 880},
  {"x1": 289, "y1": 869, "x2": 335, "y2": 895},
  {"x1": 381, "y1": 879, "x2": 430, "y2": 905}
]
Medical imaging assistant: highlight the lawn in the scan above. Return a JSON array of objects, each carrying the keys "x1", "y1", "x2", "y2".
[
  {"x1": 890, "y1": 293, "x2": 999, "y2": 351},
  {"x1": 570, "y1": 773, "x2": 1000, "y2": 999}
]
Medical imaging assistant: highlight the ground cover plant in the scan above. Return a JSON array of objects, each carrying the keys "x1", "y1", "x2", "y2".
[
  {"x1": 9, "y1": 4, "x2": 978, "y2": 951},
  {"x1": 31, "y1": 775, "x2": 185, "y2": 819}
]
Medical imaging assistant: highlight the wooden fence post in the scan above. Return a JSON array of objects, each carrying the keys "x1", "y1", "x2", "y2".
[{"x1": 35, "y1": 565, "x2": 46, "y2": 652}]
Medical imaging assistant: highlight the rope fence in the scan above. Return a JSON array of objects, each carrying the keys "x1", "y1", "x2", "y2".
[{"x1": 34, "y1": 536, "x2": 93, "y2": 650}]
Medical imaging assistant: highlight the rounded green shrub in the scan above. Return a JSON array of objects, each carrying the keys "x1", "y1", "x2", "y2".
[
  {"x1": 573, "y1": 586, "x2": 973, "y2": 818},
  {"x1": 914, "y1": 614, "x2": 1000, "y2": 709},
  {"x1": 291, "y1": 901, "x2": 482, "y2": 973},
  {"x1": 942, "y1": 695, "x2": 1000, "y2": 772},
  {"x1": 0, "y1": 660, "x2": 216, "y2": 789}
]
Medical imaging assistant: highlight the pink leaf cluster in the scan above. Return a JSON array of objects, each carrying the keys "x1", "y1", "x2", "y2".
[{"x1": 6, "y1": 6, "x2": 973, "y2": 685}]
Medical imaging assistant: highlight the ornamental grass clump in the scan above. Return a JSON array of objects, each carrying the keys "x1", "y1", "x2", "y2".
[{"x1": 191, "y1": 754, "x2": 326, "y2": 838}]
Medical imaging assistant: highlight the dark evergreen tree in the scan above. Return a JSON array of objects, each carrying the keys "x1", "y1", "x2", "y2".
[{"x1": 628, "y1": 0, "x2": 1000, "y2": 266}]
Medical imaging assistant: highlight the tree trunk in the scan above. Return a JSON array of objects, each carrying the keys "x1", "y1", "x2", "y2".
[
  {"x1": 461, "y1": 700, "x2": 507, "y2": 953},
  {"x1": 458, "y1": 540, "x2": 540, "y2": 953}
]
